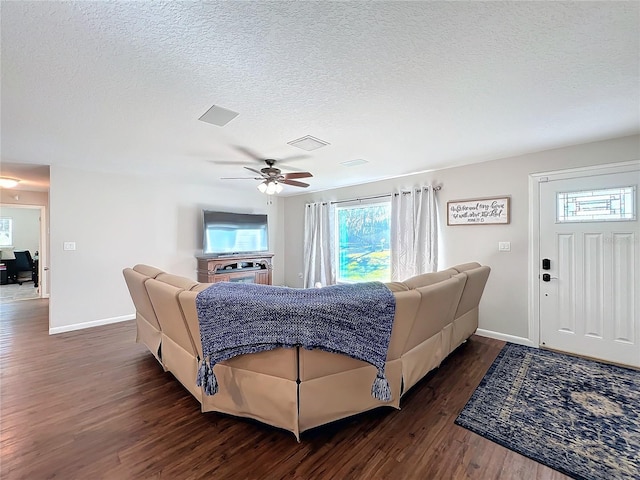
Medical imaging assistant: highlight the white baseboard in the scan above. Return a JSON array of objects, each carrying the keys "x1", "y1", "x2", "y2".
[
  {"x1": 49, "y1": 314, "x2": 135, "y2": 335},
  {"x1": 475, "y1": 328, "x2": 535, "y2": 347}
]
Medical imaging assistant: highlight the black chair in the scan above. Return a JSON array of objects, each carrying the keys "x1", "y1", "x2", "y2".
[{"x1": 13, "y1": 250, "x2": 35, "y2": 286}]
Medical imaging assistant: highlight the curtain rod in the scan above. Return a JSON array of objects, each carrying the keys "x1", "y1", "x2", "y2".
[{"x1": 328, "y1": 185, "x2": 441, "y2": 205}]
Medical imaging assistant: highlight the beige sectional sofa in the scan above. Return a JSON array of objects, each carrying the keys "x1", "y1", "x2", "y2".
[{"x1": 123, "y1": 262, "x2": 490, "y2": 439}]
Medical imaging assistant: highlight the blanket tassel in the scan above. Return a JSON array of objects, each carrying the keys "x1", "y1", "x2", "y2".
[
  {"x1": 196, "y1": 358, "x2": 219, "y2": 396},
  {"x1": 371, "y1": 371, "x2": 391, "y2": 402},
  {"x1": 196, "y1": 358, "x2": 207, "y2": 387},
  {"x1": 205, "y1": 364, "x2": 218, "y2": 396}
]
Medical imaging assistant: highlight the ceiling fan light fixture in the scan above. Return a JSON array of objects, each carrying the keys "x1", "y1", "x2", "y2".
[
  {"x1": 265, "y1": 181, "x2": 278, "y2": 195},
  {"x1": 257, "y1": 181, "x2": 268, "y2": 193},
  {"x1": 0, "y1": 177, "x2": 20, "y2": 188}
]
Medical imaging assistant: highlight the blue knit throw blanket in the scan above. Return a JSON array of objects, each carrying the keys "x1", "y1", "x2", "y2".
[{"x1": 195, "y1": 281, "x2": 396, "y2": 401}]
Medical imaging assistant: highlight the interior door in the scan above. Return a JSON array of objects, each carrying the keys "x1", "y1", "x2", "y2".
[{"x1": 539, "y1": 166, "x2": 639, "y2": 367}]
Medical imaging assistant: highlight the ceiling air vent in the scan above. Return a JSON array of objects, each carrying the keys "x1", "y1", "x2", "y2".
[
  {"x1": 340, "y1": 159, "x2": 369, "y2": 167},
  {"x1": 199, "y1": 105, "x2": 239, "y2": 127},
  {"x1": 287, "y1": 135, "x2": 330, "y2": 151}
]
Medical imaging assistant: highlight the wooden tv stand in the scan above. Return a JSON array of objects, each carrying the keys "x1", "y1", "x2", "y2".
[{"x1": 196, "y1": 253, "x2": 273, "y2": 285}]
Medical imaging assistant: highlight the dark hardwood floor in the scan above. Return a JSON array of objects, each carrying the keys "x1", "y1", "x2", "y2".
[{"x1": 0, "y1": 299, "x2": 568, "y2": 479}]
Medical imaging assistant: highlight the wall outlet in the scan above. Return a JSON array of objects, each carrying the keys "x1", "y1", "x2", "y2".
[
  {"x1": 498, "y1": 241, "x2": 511, "y2": 252},
  {"x1": 63, "y1": 242, "x2": 76, "y2": 251}
]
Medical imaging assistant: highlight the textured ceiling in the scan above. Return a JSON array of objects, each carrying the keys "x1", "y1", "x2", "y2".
[{"x1": 1, "y1": 1, "x2": 638, "y2": 195}]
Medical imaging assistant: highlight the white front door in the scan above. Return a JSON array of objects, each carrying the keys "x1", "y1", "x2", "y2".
[{"x1": 539, "y1": 164, "x2": 640, "y2": 367}]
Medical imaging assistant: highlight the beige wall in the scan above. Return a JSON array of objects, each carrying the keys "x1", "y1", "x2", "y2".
[
  {"x1": 282, "y1": 134, "x2": 640, "y2": 341},
  {"x1": 49, "y1": 166, "x2": 283, "y2": 333}
]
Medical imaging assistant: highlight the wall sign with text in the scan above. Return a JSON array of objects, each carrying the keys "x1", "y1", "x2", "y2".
[{"x1": 447, "y1": 196, "x2": 510, "y2": 225}]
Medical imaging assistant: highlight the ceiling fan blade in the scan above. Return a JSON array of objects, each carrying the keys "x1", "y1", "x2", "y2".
[
  {"x1": 281, "y1": 179, "x2": 309, "y2": 188},
  {"x1": 274, "y1": 163, "x2": 304, "y2": 172},
  {"x1": 244, "y1": 166, "x2": 265, "y2": 176},
  {"x1": 220, "y1": 177, "x2": 262, "y2": 180},
  {"x1": 234, "y1": 146, "x2": 263, "y2": 162},
  {"x1": 279, "y1": 154, "x2": 309, "y2": 162},
  {"x1": 283, "y1": 172, "x2": 312, "y2": 180},
  {"x1": 209, "y1": 160, "x2": 245, "y2": 165}
]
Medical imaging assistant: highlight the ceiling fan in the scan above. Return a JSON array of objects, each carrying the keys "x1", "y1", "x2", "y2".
[{"x1": 218, "y1": 147, "x2": 313, "y2": 194}]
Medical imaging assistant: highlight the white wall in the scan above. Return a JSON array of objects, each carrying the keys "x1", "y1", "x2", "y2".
[
  {"x1": 282, "y1": 134, "x2": 640, "y2": 342},
  {"x1": 0, "y1": 206, "x2": 40, "y2": 255},
  {"x1": 49, "y1": 166, "x2": 283, "y2": 333}
]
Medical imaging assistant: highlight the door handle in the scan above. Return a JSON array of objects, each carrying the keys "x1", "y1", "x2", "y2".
[{"x1": 542, "y1": 273, "x2": 558, "y2": 282}]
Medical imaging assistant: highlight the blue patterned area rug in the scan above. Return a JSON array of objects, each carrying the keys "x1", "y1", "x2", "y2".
[{"x1": 455, "y1": 343, "x2": 639, "y2": 480}]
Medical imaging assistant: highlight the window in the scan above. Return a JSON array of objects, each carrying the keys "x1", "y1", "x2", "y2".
[
  {"x1": 335, "y1": 201, "x2": 391, "y2": 283},
  {"x1": 557, "y1": 186, "x2": 636, "y2": 223},
  {"x1": 0, "y1": 217, "x2": 12, "y2": 247}
]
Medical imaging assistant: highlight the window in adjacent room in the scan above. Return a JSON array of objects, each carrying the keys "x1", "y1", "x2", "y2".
[
  {"x1": 335, "y1": 201, "x2": 391, "y2": 283},
  {"x1": 0, "y1": 217, "x2": 12, "y2": 247}
]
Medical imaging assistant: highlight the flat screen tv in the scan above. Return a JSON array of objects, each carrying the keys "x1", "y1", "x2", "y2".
[{"x1": 202, "y1": 210, "x2": 268, "y2": 256}]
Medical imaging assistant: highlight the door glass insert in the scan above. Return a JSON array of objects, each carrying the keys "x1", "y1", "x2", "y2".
[{"x1": 557, "y1": 186, "x2": 636, "y2": 223}]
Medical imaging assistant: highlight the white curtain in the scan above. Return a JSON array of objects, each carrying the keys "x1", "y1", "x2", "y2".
[
  {"x1": 303, "y1": 202, "x2": 335, "y2": 288},
  {"x1": 390, "y1": 186, "x2": 438, "y2": 281}
]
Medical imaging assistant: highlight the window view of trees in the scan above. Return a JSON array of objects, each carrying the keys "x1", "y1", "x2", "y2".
[{"x1": 336, "y1": 202, "x2": 391, "y2": 282}]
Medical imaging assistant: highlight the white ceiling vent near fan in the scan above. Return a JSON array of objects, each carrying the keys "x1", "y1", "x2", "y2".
[
  {"x1": 199, "y1": 105, "x2": 239, "y2": 127},
  {"x1": 340, "y1": 158, "x2": 368, "y2": 167},
  {"x1": 287, "y1": 135, "x2": 330, "y2": 151}
]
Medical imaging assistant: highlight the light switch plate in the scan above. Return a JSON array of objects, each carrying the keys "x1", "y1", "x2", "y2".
[
  {"x1": 63, "y1": 242, "x2": 76, "y2": 251},
  {"x1": 498, "y1": 241, "x2": 511, "y2": 252}
]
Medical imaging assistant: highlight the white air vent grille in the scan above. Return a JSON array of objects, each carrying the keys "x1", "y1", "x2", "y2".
[
  {"x1": 287, "y1": 135, "x2": 330, "y2": 151},
  {"x1": 199, "y1": 105, "x2": 239, "y2": 127},
  {"x1": 340, "y1": 159, "x2": 369, "y2": 167}
]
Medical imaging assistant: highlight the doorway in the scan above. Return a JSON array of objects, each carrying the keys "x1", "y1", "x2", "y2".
[
  {"x1": 530, "y1": 161, "x2": 639, "y2": 367},
  {"x1": 0, "y1": 204, "x2": 46, "y2": 304}
]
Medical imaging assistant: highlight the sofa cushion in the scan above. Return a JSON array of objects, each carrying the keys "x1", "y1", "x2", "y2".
[
  {"x1": 133, "y1": 264, "x2": 164, "y2": 278},
  {"x1": 452, "y1": 262, "x2": 481, "y2": 273},
  {"x1": 402, "y1": 274, "x2": 466, "y2": 352},
  {"x1": 146, "y1": 278, "x2": 196, "y2": 355},
  {"x1": 190, "y1": 283, "x2": 212, "y2": 292},
  {"x1": 385, "y1": 289, "x2": 422, "y2": 361},
  {"x1": 122, "y1": 268, "x2": 161, "y2": 331},
  {"x1": 155, "y1": 273, "x2": 198, "y2": 290},
  {"x1": 403, "y1": 268, "x2": 457, "y2": 289},
  {"x1": 385, "y1": 281, "x2": 409, "y2": 292}
]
